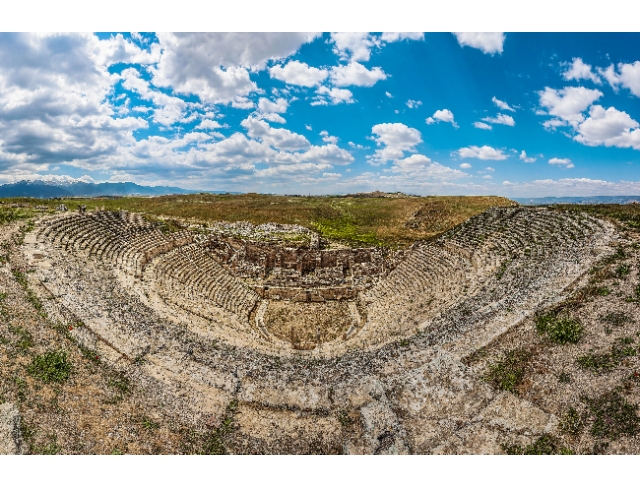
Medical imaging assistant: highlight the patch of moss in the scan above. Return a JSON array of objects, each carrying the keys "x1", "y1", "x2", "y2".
[{"x1": 27, "y1": 350, "x2": 72, "y2": 384}]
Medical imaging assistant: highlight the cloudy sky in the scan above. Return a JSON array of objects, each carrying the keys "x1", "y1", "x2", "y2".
[{"x1": 1, "y1": 31, "x2": 640, "y2": 196}]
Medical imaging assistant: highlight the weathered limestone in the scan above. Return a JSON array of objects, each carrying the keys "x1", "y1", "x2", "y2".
[
  {"x1": 21, "y1": 207, "x2": 617, "y2": 454},
  {"x1": 0, "y1": 403, "x2": 24, "y2": 455}
]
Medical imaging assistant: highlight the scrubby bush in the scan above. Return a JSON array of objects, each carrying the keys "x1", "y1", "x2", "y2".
[
  {"x1": 486, "y1": 349, "x2": 530, "y2": 394},
  {"x1": 27, "y1": 350, "x2": 72, "y2": 384},
  {"x1": 536, "y1": 314, "x2": 583, "y2": 344}
]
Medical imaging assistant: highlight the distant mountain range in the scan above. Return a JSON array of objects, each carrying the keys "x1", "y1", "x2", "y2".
[
  {"x1": 515, "y1": 196, "x2": 640, "y2": 206},
  {"x1": 0, "y1": 180, "x2": 237, "y2": 198}
]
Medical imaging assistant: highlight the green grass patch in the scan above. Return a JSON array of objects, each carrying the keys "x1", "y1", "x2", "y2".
[
  {"x1": 486, "y1": 349, "x2": 531, "y2": 394},
  {"x1": 27, "y1": 350, "x2": 72, "y2": 384},
  {"x1": 536, "y1": 313, "x2": 583, "y2": 344}
]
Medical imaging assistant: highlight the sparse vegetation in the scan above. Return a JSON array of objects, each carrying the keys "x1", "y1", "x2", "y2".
[
  {"x1": 27, "y1": 350, "x2": 72, "y2": 384},
  {"x1": 536, "y1": 313, "x2": 583, "y2": 344},
  {"x1": 503, "y1": 434, "x2": 572, "y2": 455},
  {"x1": 583, "y1": 389, "x2": 640, "y2": 440},
  {"x1": 577, "y1": 337, "x2": 638, "y2": 374},
  {"x1": 486, "y1": 349, "x2": 531, "y2": 394},
  {"x1": 559, "y1": 407, "x2": 584, "y2": 436}
]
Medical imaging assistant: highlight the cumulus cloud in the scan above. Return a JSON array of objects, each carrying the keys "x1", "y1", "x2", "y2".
[
  {"x1": 538, "y1": 86, "x2": 603, "y2": 127},
  {"x1": 121, "y1": 68, "x2": 188, "y2": 126},
  {"x1": 574, "y1": 105, "x2": 640, "y2": 150},
  {"x1": 492, "y1": 96, "x2": 515, "y2": 112},
  {"x1": 453, "y1": 32, "x2": 505, "y2": 54},
  {"x1": 380, "y1": 32, "x2": 424, "y2": 42},
  {"x1": 390, "y1": 154, "x2": 467, "y2": 180},
  {"x1": 319, "y1": 130, "x2": 338, "y2": 144},
  {"x1": 330, "y1": 33, "x2": 380, "y2": 62},
  {"x1": 269, "y1": 60, "x2": 328, "y2": 87},
  {"x1": 599, "y1": 61, "x2": 640, "y2": 97},
  {"x1": 460, "y1": 162, "x2": 472, "y2": 169},
  {"x1": 482, "y1": 114, "x2": 515, "y2": 126},
  {"x1": 368, "y1": 122, "x2": 422, "y2": 165},
  {"x1": 311, "y1": 86, "x2": 354, "y2": 106},
  {"x1": 0, "y1": 33, "x2": 148, "y2": 172},
  {"x1": 150, "y1": 33, "x2": 319, "y2": 105},
  {"x1": 562, "y1": 57, "x2": 602, "y2": 84},
  {"x1": 473, "y1": 122, "x2": 492, "y2": 130},
  {"x1": 426, "y1": 109, "x2": 458, "y2": 128},
  {"x1": 241, "y1": 117, "x2": 310, "y2": 151},
  {"x1": 406, "y1": 99, "x2": 422, "y2": 109},
  {"x1": 549, "y1": 157, "x2": 574, "y2": 168},
  {"x1": 519, "y1": 150, "x2": 536, "y2": 163},
  {"x1": 457, "y1": 146, "x2": 508, "y2": 160},
  {"x1": 330, "y1": 62, "x2": 387, "y2": 87}
]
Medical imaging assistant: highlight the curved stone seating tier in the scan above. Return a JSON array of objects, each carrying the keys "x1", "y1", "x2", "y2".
[
  {"x1": 31, "y1": 207, "x2": 614, "y2": 356},
  {"x1": 38, "y1": 211, "x2": 195, "y2": 277},
  {"x1": 151, "y1": 243, "x2": 260, "y2": 320}
]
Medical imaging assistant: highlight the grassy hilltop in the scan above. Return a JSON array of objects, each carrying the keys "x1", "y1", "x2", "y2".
[{"x1": 0, "y1": 193, "x2": 516, "y2": 248}]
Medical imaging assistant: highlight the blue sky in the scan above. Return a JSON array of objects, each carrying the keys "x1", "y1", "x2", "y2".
[{"x1": 1, "y1": 32, "x2": 640, "y2": 197}]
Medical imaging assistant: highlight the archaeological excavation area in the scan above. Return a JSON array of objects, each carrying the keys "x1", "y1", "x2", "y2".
[{"x1": 8, "y1": 199, "x2": 640, "y2": 454}]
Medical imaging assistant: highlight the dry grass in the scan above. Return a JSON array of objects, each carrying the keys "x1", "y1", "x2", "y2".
[{"x1": 1, "y1": 194, "x2": 515, "y2": 248}]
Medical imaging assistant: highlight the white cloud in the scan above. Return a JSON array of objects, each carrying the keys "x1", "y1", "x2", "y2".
[
  {"x1": 258, "y1": 97, "x2": 288, "y2": 114},
  {"x1": 269, "y1": 60, "x2": 328, "y2": 87},
  {"x1": 330, "y1": 33, "x2": 379, "y2": 62},
  {"x1": 348, "y1": 141, "x2": 367, "y2": 149},
  {"x1": 549, "y1": 157, "x2": 574, "y2": 168},
  {"x1": 311, "y1": 86, "x2": 354, "y2": 105},
  {"x1": 519, "y1": 150, "x2": 536, "y2": 163},
  {"x1": 380, "y1": 32, "x2": 425, "y2": 42},
  {"x1": 574, "y1": 105, "x2": 640, "y2": 150},
  {"x1": 196, "y1": 120, "x2": 227, "y2": 131},
  {"x1": 538, "y1": 86, "x2": 603, "y2": 126},
  {"x1": 121, "y1": 67, "x2": 188, "y2": 126},
  {"x1": 485, "y1": 167, "x2": 495, "y2": 172},
  {"x1": 330, "y1": 62, "x2": 387, "y2": 87},
  {"x1": 368, "y1": 122, "x2": 422, "y2": 165},
  {"x1": 385, "y1": 91, "x2": 393, "y2": 98},
  {"x1": 473, "y1": 122, "x2": 492, "y2": 130},
  {"x1": 305, "y1": 124, "x2": 312, "y2": 131},
  {"x1": 241, "y1": 117, "x2": 310, "y2": 151},
  {"x1": 319, "y1": 130, "x2": 339, "y2": 144},
  {"x1": 453, "y1": 32, "x2": 505, "y2": 54},
  {"x1": 562, "y1": 57, "x2": 602, "y2": 84},
  {"x1": 501, "y1": 178, "x2": 640, "y2": 197},
  {"x1": 457, "y1": 146, "x2": 508, "y2": 160},
  {"x1": 482, "y1": 113, "x2": 515, "y2": 126},
  {"x1": 492, "y1": 96, "x2": 515, "y2": 112},
  {"x1": 426, "y1": 109, "x2": 458, "y2": 128},
  {"x1": 460, "y1": 162, "x2": 472, "y2": 169},
  {"x1": 599, "y1": 61, "x2": 640, "y2": 97},
  {"x1": 390, "y1": 154, "x2": 467, "y2": 180},
  {"x1": 150, "y1": 33, "x2": 319, "y2": 105},
  {"x1": 406, "y1": 99, "x2": 422, "y2": 109}
]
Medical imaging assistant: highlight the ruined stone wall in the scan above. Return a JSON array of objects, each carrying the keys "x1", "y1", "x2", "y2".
[{"x1": 205, "y1": 237, "x2": 402, "y2": 289}]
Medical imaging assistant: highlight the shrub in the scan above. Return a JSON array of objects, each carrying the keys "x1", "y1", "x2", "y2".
[
  {"x1": 27, "y1": 350, "x2": 72, "y2": 384},
  {"x1": 486, "y1": 349, "x2": 530, "y2": 394},
  {"x1": 559, "y1": 407, "x2": 584, "y2": 436},
  {"x1": 536, "y1": 314, "x2": 583, "y2": 344},
  {"x1": 614, "y1": 264, "x2": 631, "y2": 279}
]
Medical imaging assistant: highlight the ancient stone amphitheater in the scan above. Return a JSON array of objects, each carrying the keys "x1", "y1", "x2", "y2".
[{"x1": 21, "y1": 206, "x2": 616, "y2": 453}]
